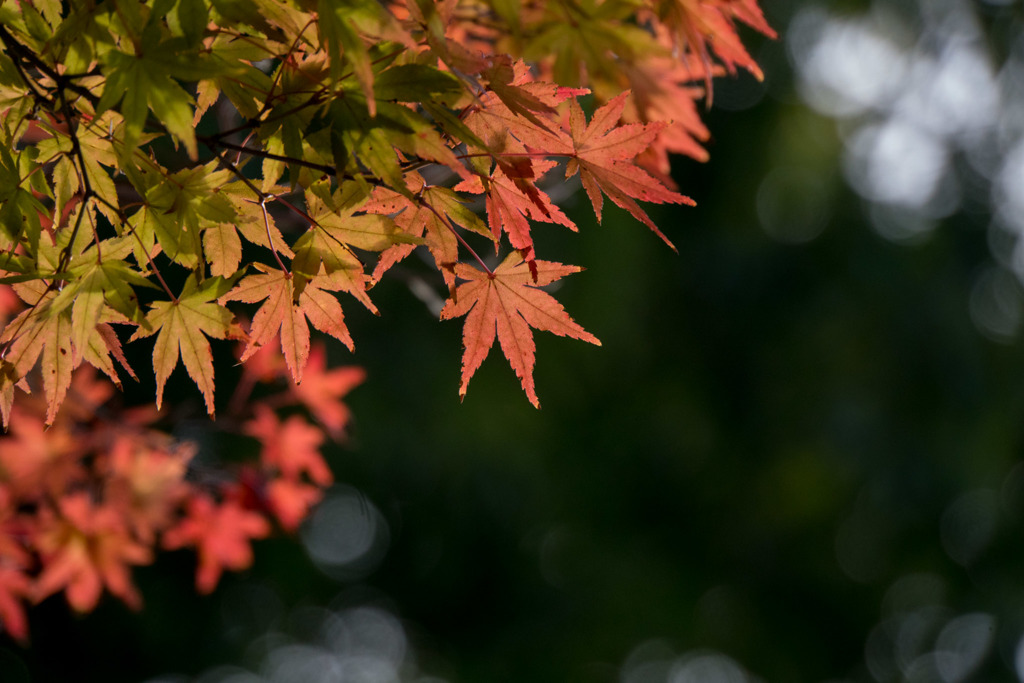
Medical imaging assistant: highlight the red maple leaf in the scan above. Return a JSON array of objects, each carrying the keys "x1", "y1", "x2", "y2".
[
  {"x1": 564, "y1": 92, "x2": 695, "y2": 249},
  {"x1": 244, "y1": 404, "x2": 331, "y2": 486},
  {"x1": 265, "y1": 478, "x2": 324, "y2": 532},
  {"x1": 440, "y1": 251, "x2": 600, "y2": 407},
  {"x1": 288, "y1": 343, "x2": 365, "y2": 441},
  {"x1": 33, "y1": 493, "x2": 152, "y2": 612},
  {"x1": 162, "y1": 493, "x2": 270, "y2": 594},
  {"x1": 455, "y1": 162, "x2": 577, "y2": 259}
]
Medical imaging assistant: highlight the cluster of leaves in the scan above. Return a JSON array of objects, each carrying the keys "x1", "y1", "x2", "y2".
[
  {"x1": 0, "y1": 0, "x2": 772, "y2": 415},
  {"x1": 0, "y1": 287, "x2": 363, "y2": 643},
  {"x1": 0, "y1": 0, "x2": 771, "y2": 640}
]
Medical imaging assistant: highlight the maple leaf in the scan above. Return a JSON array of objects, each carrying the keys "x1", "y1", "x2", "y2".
[
  {"x1": 33, "y1": 493, "x2": 153, "y2": 612},
  {"x1": 220, "y1": 266, "x2": 358, "y2": 384},
  {"x1": 130, "y1": 276, "x2": 241, "y2": 416},
  {"x1": 101, "y1": 436, "x2": 195, "y2": 544},
  {"x1": 288, "y1": 343, "x2": 365, "y2": 441},
  {"x1": 244, "y1": 404, "x2": 331, "y2": 486},
  {"x1": 655, "y1": 0, "x2": 776, "y2": 102},
  {"x1": 0, "y1": 292, "x2": 74, "y2": 425},
  {"x1": 162, "y1": 493, "x2": 270, "y2": 594},
  {"x1": 440, "y1": 252, "x2": 600, "y2": 408},
  {"x1": 455, "y1": 162, "x2": 577, "y2": 260},
  {"x1": 363, "y1": 173, "x2": 491, "y2": 288},
  {"x1": 265, "y1": 478, "x2": 324, "y2": 532},
  {"x1": 564, "y1": 91, "x2": 695, "y2": 248},
  {"x1": 0, "y1": 489, "x2": 31, "y2": 643}
]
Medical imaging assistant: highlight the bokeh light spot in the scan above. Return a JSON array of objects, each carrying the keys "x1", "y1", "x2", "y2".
[{"x1": 302, "y1": 486, "x2": 390, "y2": 580}]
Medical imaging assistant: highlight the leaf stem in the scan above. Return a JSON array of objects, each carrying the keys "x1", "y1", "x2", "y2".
[
  {"x1": 420, "y1": 196, "x2": 493, "y2": 275},
  {"x1": 258, "y1": 198, "x2": 289, "y2": 274},
  {"x1": 0, "y1": 25, "x2": 100, "y2": 107},
  {"x1": 209, "y1": 151, "x2": 290, "y2": 274},
  {"x1": 200, "y1": 137, "x2": 337, "y2": 177}
]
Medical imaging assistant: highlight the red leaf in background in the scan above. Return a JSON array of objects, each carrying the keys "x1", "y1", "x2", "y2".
[
  {"x1": 289, "y1": 344, "x2": 365, "y2": 441},
  {"x1": 244, "y1": 404, "x2": 331, "y2": 486},
  {"x1": 265, "y1": 479, "x2": 324, "y2": 532},
  {"x1": 0, "y1": 409, "x2": 84, "y2": 500},
  {"x1": 0, "y1": 564, "x2": 30, "y2": 643},
  {"x1": 0, "y1": 489, "x2": 31, "y2": 643},
  {"x1": 162, "y1": 494, "x2": 270, "y2": 594},
  {"x1": 33, "y1": 493, "x2": 152, "y2": 612},
  {"x1": 101, "y1": 436, "x2": 195, "y2": 544}
]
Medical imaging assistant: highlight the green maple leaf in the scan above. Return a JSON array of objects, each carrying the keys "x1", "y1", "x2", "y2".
[
  {"x1": 0, "y1": 146, "x2": 46, "y2": 254},
  {"x1": 291, "y1": 181, "x2": 417, "y2": 290},
  {"x1": 97, "y1": 46, "x2": 198, "y2": 159}
]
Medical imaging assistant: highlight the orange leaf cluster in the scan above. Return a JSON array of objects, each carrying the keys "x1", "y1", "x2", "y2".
[
  {"x1": 0, "y1": 0, "x2": 773, "y2": 420},
  {"x1": 0, "y1": 0, "x2": 772, "y2": 641},
  {"x1": 0, "y1": 309, "x2": 362, "y2": 642}
]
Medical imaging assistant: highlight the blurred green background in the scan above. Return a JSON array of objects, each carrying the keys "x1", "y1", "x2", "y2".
[{"x1": 9, "y1": 0, "x2": 1024, "y2": 681}]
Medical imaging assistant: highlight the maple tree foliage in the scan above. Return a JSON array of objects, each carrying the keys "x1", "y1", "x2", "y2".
[{"x1": 0, "y1": 0, "x2": 771, "y2": 642}]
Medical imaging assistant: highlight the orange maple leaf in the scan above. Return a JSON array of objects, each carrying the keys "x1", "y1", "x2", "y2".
[
  {"x1": 565, "y1": 91, "x2": 695, "y2": 249},
  {"x1": 288, "y1": 344, "x2": 365, "y2": 441},
  {"x1": 101, "y1": 436, "x2": 195, "y2": 544},
  {"x1": 221, "y1": 266, "x2": 356, "y2": 384},
  {"x1": 655, "y1": 0, "x2": 776, "y2": 102},
  {"x1": 455, "y1": 161, "x2": 577, "y2": 259},
  {"x1": 265, "y1": 478, "x2": 324, "y2": 532},
  {"x1": 130, "y1": 276, "x2": 240, "y2": 416},
  {"x1": 244, "y1": 404, "x2": 332, "y2": 486},
  {"x1": 33, "y1": 493, "x2": 152, "y2": 612},
  {"x1": 162, "y1": 493, "x2": 270, "y2": 594},
  {"x1": 440, "y1": 252, "x2": 600, "y2": 408}
]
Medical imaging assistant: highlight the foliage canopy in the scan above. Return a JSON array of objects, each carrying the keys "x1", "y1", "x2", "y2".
[{"x1": 0, "y1": 0, "x2": 771, "y2": 642}]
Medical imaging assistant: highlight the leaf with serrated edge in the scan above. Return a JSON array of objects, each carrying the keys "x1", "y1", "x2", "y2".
[
  {"x1": 440, "y1": 252, "x2": 600, "y2": 407},
  {"x1": 131, "y1": 277, "x2": 238, "y2": 415},
  {"x1": 565, "y1": 92, "x2": 695, "y2": 248}
]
